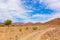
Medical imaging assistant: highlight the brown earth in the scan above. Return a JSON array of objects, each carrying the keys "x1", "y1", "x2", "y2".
[{"x1": 0, "y1": 18, "x2": 60, "y2": 40}]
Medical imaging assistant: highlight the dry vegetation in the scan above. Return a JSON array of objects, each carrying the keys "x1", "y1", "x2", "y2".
[
  {"x1": 0, "y1": 25, "x2": 59, "y2": 40},
  {"x1": 41, "y1": 28, "x2": 60, "y2": 40},
  {"x1": 0, "y1": 18, "x2": 60, "y2": 40}
]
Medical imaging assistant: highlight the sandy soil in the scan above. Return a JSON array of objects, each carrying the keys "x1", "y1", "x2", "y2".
[{"x1": 0, "y1": 25, "x2": 60, "y2": 40}]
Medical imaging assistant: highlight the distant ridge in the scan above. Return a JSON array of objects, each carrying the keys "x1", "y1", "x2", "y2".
[
  {"x1": 0, "y1": 18, "x2": 60, "y2": 26},
  {"x1": 12, "y1": 18, "x2": 60, "y2": 25},
  {"x1": 34, "y1": 22, "x2": 43, "y2": 25},
  {"x1": 44, "y1": 18, "x2": 60, "y2": 25},
  {"x1": 0, "y1": 22, "x2": 4, "y2": 24},
  {"x1": 12, "y1": 22, "x2": 24, "y2": 26},
  {"x1": 24, "y1": 22, "x2": 34, "y2": 26}
]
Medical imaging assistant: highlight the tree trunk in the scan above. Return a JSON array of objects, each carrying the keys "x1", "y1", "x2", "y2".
[{"x1": 8, "y1": 25, "x2": 9, "y2": 28}]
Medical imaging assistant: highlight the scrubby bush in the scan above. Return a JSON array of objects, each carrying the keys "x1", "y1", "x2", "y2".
[
  {"x1": 32, "y1": 26, "x2": 38, "y2": 30},
  {"x1": 26, "y1": 27, "x2": 28, "y2": 30},
  {"x1": 19, "y1": 29, "x2": 22, "y2": 32}
]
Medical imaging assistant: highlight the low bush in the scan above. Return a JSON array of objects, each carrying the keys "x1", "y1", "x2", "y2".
[
  {"x1": 19, "y1": 29, "x2": 22, "y2": 32},
  {"x1": 32, "y1": 26, "x2": 38, "y2": 30},
  {"x1": 26, "y1": 27, "x2": 28, "y2": 30}
]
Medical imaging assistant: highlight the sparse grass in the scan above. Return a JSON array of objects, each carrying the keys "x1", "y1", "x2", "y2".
[
  {"x1": 32, "y1": 26, "x2": 38, "y2": 30},
  {"x1": 0, "y1": 25, "x2": 59, "y2": 40},
  {"x1": 0, "y1": 25, "x2": 5, "y2": 27}
]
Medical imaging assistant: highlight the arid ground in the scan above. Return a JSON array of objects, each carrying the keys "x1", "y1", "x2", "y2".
[{"x1": 0, "y1": 18, "x2": 60, "y2": 40}]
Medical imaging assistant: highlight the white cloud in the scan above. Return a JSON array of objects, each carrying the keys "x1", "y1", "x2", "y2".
[
  {"x1": 31, "y1": 14, "x2": 52, "y2": 23},
  {"x1": 24, "y1": 0, "x2": 60, "y2": 23},
  {"x1": 31, "y1": 12, "x2": 60, "y2": 23},
  {"x1": 32, "y1": 14, "x2": 51, "y2": 18},
  {"x1": 0, "y1": 0, "x2": 60, "y2": 23},
  {"x1": 0, "y1": 0, "x2": 33, "y2": 22},
  {"x1": 39, "y1": 0, "x2": 60, "y2": 23},
  {"x1": 44, "y1": 0, "x2": 60, "y2": 10}
]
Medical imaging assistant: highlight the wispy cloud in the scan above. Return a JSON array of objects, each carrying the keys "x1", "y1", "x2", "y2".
[
  {"x1": 23, "y1": 0, "x2": 60, "y2": 23},
  {"x1": 0, "y1": 0, "x2": 32, "y2": 22},
  {"x1": 0, "y1": 0, "x2": 60, "y2": 23},
  {"x1": 44, "y1": 0, "x2": 60, "y2": 10},
  {"x1": 43, "y1": 0, "x2": 60, "y2": 20}
]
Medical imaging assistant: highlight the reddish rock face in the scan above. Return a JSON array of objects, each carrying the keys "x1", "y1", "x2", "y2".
[
  {"x1": 0, "y1": 18, "x2": 60, "y2": 26},
  {"x1": 12, "y1": 22, "x2": 24, "y2": 26},
  {"x1": 0, "y1": 23, "x2": 4, "y2": 26},
  {"x1": 11, "y1": 18, "x2": 60, "y2": 26},
  {"x1": 44, "y1": 18, "x2": 60, "y2": 25},
  {"x1": 24, "y1": 22, "x2": 34, "y2": 26},
  {"x1": 34, "y1": 22, "x2": 43, "y2": 26}
]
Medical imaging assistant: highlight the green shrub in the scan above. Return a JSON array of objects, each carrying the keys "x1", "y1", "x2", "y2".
[
  {"x1": 19, "y1": 29, "x2": 22, "y2": 32},
  {"x1": 32, "y1": 26, "x2": 38, "y2": 30},
  {"x1": 26, "y1": 27, "x2": 28, "y2": 30},
  {"x1": 4, "y1": 19, "x2": 12, "y2": 25},
  {"x1": 4, "y1": 19, "x2": 12, "y2": 28}
]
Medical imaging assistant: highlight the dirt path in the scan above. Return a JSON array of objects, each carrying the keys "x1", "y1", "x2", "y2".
[
  {"x1": 19, "y1": 27, "x2": 55, "y2": 40},
  {"x1": 31, "y1": 28, "x2": 55, "y2": 40}
]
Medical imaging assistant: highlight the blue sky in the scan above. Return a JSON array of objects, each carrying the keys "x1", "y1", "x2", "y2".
[{"x1": 0, "y1": 0, "x2": 60, "y2": 23}]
